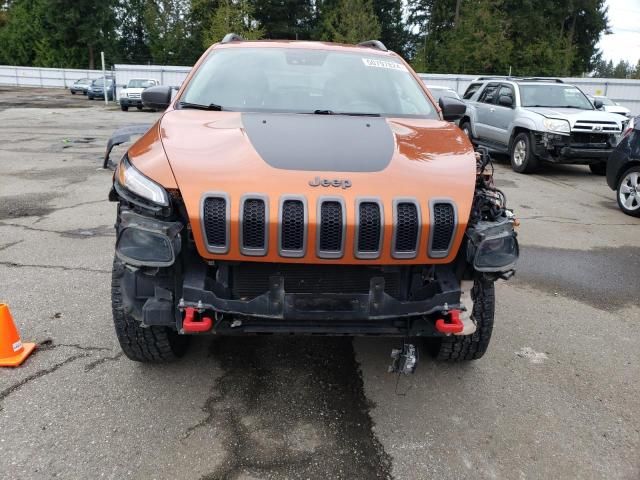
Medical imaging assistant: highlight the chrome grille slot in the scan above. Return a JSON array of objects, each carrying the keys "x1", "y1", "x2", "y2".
[
  {"x1": 202, "y1": 195, "x2": 229, "y2": 254},
  {"x1": 279, "y1": 197, "x2": 306, "y2": 257},
  {"x1": 317, "y1": 199, "x2": 345, "y2": 258},
  {"x1": 429, "y1": 201, "x2": 456, "y2": 258},
  {"x1": 240, "y1": 196, "x2": 268, "y2": 256},
  {"x1": 393, "y1": 200, "x2": 420, "y2": 258},
  {"x1": 355, "y1": 199, "x2": 383, "y2": 259}
]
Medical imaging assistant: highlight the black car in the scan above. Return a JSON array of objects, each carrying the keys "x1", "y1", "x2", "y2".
[
  {"x1": 70, "y1": 78, "x2": 92, "y2": 95},
  {"x1": 87, "y1": 78, "x2": 116, "y2": 101},
  {"x1": 606, "y1": 116, "x2": 640, "y2": 217}
]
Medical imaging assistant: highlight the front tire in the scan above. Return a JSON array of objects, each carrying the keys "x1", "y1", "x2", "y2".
[
  {"x1": 111, "y1": 258, "x2": 189, "y2": 362},
  {"x1": 120, "y1": 105, "x2": 128, "y2": 111},
  {"x1": 71, "y1": 91, "x2": 76, "y2": 95},
  {"x1": 510, "y1": 132, "x2": 539, "y2": 173},
  {"x1": 616, "y1": 166, "x2": 640, "y2": 217},
  {"x1": 424, "y1": 280, "x2": 495, "y2": 361},
  {"x1": 589, "y1": 162, "x2": 607, "y2": 175}
]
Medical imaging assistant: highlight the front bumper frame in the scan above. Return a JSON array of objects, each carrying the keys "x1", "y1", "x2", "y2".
[
  {"x1": 178, "y1": 261, "x2": 462, "y2": 323},
  {"x1": 533, "y1": 131, "x2": 617, "y2": 163}
]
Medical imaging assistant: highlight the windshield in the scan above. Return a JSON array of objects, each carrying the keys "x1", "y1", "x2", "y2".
[
  {"x1": 127, "y1": 79, "x2": 155, "y2": 88},
  {"x1": 520, "y1": 85, "x2": 593, "y2": 109},
  {"x1": 596, "y1": 97, "x2": 615, "y2": 106},
  {"x1": 92, "y1": 79, "x2": 113, "y2": 86},
  {"x1": 426, "y1": 86, "x2": 460, "y2": 101},
  {"x1": 180, "y1": 47, "x2": 436, "y2": 117}
]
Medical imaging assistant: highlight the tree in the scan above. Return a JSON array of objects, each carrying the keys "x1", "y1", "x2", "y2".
[
  {"x1": 320, "y1": 0, "x2": 381, "y2": 44},
  {"x1": 203, "y1": 0, "x2": 263, "y2": 47},
  {"x1": 410, "y1": 0, "x2": 511, "y2": 74},
  {"x1": 116, "y1": 0, "x2": 152, "y2": 63},
  {"x1": 145, "y1": 0, "x2": 199, "y2": 65},
  {"x1": 372, "y1": 0, "x2": 409, "y2": 57},
  {"x1": 251, "y1": 0, "x2": 316, "y2": 40},
  {"x1": 612, "y1": 59, "x2": 633, "y2": 79}
]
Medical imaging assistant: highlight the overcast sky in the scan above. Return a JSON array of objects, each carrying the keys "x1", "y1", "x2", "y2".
[{"x1": 598, "y1": 0, "x2": 640, "y2": 65}]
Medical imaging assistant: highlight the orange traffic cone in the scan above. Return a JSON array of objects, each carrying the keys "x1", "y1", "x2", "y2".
[{"x1": 0, "y1": 303, "x2": 36, "y2": 367}]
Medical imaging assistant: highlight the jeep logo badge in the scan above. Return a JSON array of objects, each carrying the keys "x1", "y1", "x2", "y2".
[{"x1": 309, "y1": 177, "x2": 352, "y2": 189}]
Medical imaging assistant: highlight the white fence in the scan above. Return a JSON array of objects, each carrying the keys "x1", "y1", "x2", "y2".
[
  {"x1": 0, "y1": 65, "x2": 108, "y2": 88},
  {"x1": 1, "y1": 64, "x2": 639, "y2": 115}
]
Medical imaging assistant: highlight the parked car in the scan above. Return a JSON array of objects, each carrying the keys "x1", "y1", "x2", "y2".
[
  {"x1": 606, "y1": 116, "x2": 640, "y2": 216},
  {"x1": 107, "y1": 34, "x2": 518, "y2": 365},
  {"x1": 70, "y1": 78, "x2": 92, "y2": 95},
  {"x1": 589, "y1": 95, "x2": 631, "y2": 118},
  {"x1": 461, "y1": 77, "x2": 625, "y2": 174},
  {"x1": 119, "y1": 78, "x2": 160, "y2": 111},
  {"x1": 87, "y1": 78, "x2": 116, "y2": 101},
  {"x1": 424, "y1": 85, "x2": 461, "y2": 102}
]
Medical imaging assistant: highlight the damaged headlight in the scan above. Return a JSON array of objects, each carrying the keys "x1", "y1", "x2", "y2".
[
  {"x1": 116, "y1": 210, "x2": 182, "y2": 267},
  {"x1": 466, "y1": 216, "x2": 519, "y2": 273},
  {"x1": 543, "y1": 118, "x2": 570, "y2": 135},
  {"x1": 116, "y1": 154, "x2": 170, "y2": 207}
]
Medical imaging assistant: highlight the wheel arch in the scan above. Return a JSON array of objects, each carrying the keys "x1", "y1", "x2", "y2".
[{"x1": 617, "y1": 160, "x2": 640, "y2": 188}]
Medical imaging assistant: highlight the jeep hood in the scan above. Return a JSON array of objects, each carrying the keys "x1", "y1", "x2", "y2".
[
  {"x1": 527, "y1": 107, "x2": 624, "y2": 128},
  {"x1": 151, "y1": 110, "x2": 476, "y2": 264}
]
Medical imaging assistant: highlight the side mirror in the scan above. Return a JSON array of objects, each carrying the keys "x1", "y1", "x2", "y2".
[
  {"x1": 142, "y1": 86, "x2": 172, "y2": 110},
  {"x1": 439, "y1": 96, "x2": 466, "y2": 121},
  {"x1": 498, "y1": 95, "x2": 513, "y2": 107},
  {"x1": 593, "y1": 99, "x2": 603, "y2": 109}
]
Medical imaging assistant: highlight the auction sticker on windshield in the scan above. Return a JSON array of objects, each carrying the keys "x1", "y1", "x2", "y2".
[{"x1": 362, "y1": 58, "x2": 408, "y2": 72}]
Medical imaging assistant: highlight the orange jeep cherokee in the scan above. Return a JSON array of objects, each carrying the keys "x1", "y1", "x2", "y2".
[{"x1": 109, "y1": 35, "x2": 518, "y2": 366}]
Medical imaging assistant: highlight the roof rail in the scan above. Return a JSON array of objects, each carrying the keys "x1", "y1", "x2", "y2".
[
  {"x1": 475, "y1": 76, "x2": 564, "y2": 84},
  {"x1": 221, "y1": 33, "x2": 244, "y2": 44},
  {"x1": 518, "y1": 77, "x2": 564, "y2": 83},
  {"x1": 357, "y1": 40, "x2": 388, "y2": 52}
]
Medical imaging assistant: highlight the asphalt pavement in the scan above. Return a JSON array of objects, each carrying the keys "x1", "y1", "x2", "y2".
[{"x1": 0, "y1": 88, "x2": 638, "y2": 480}]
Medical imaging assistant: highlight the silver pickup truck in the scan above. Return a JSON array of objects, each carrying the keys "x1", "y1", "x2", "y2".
[{"x1": 460, "y1": 77, "x2": 626, "y2": 174}]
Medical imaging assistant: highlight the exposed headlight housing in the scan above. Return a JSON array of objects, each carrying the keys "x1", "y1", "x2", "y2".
[
  {"x1": 115, "y1": 154, "x2": 170, "y2": 207},
  {"x1": 543, "y1": 118, "x2": 571, "y2": 135},
  {"x1": 466, "y1": 216, "x2": 519, "y2": 273},
  {"x1": 115, "y1": 210, "x2": 182, "y2": 267}
]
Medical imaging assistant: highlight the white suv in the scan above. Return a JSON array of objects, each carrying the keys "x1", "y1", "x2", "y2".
[{"x1": 119, "y1": 79, "x2": 160, "y2": 111}]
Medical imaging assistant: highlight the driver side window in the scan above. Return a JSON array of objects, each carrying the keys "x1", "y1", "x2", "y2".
[{"x1": 478, "y1": 83, "x2": 499, "y2": 104}]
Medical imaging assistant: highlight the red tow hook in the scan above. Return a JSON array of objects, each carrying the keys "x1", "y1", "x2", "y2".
[
  {"x1": 435, "y1": 309, "x2": 464, "y2": 334},
  {"x1": 182, "y1": 307, "x2": 213, "y2": 333}
]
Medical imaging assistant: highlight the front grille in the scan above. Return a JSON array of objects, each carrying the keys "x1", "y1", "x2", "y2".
[
  {"x1": 201, "y1": 194, "x2": 459, "y2": 260},
  {"x1": 203, "y1": 196, "x2": 227, "y2": 251},
  {"x1": 430, "y1": 202, "x2": 455, "y2": 256},
  {"x1": 573, "y1": 120, "x2": 620, "y2": 133},
  {"x1": 231, "y1": 263, "x2": 402, "y2": 299},
  {"x1": 242, "y1": 198, "x2": 266, "y2": 252},
  {"x1": 128, "y1": 93, "x2": 141, "y2": 99},
  {"x1": 357, "y1": 201, "x2": 382, "y2": 256},
  {"x1": 318, "y1": 201, "x2": 344, "y2": 255},
  {"x1": 570, "y1": 132, "x2": 611, "y2": 147},
  {"x1": 281, "y1": 199, "x2": 305, "y2": 253},
  {"x1": 394, "y1": 202, "x2": 419, "y2": 255}
]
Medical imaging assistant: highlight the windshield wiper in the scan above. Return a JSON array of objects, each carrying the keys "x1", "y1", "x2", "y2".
[
  {"x1": 312, "y1": 109, "x2": 381, "y2": 117},
  {"x1": 178, "y1": 101, "x2": 223, "y2": 111}
]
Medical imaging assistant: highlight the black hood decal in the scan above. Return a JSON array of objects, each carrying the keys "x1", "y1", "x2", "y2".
[{"x1": 242, "y1": 113, "x2": 395, "y2": 172}]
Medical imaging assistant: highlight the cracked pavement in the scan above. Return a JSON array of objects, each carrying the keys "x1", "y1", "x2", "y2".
[{"x1": 0, "y1": 88, "x2": 639, "y2": 479}]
